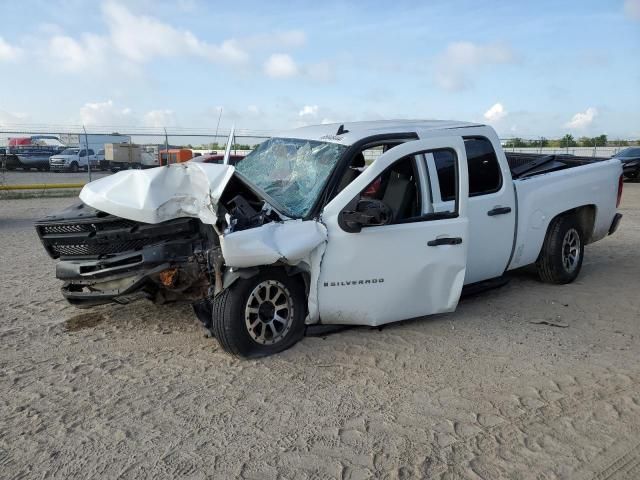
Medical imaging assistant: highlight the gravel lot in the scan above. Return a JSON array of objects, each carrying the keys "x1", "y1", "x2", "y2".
[{"x1": 1, "y1": 185, "x2": 639, "y2": 479}]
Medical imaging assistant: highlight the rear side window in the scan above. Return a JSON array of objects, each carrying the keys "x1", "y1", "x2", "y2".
[
  {"x1": 431, "y1": 137, "x2": 501, "y2": 200},
  {"x1": 433, "y1": 150, "x2": 456, "y2": 201},
  {"x1": 465, "y1": 138, "x2": 501, "y2": 196}
]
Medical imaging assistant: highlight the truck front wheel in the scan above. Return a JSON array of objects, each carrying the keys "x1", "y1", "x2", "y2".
[
  {"x1": 210, "y1": 269, "x2": 306, "y2": 358},
  {"x1": 69, "y1": 161, "x2": 79, "y2": 173},
  {"x1": 536, "y1": 214, "x2": 584, "y2": 284}
]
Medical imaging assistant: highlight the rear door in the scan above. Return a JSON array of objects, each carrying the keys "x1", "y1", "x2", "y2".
[
  {"x1": 318, "y1": 137, "x2": 469, "y2": 326},
  {"x1": 426, "y1": 137, "x2": 516, "y2": 284}
]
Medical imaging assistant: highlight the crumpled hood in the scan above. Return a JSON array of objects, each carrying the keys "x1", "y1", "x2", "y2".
[{"x1": 79, "y1": 162, "x2": 235, "y2": 225}]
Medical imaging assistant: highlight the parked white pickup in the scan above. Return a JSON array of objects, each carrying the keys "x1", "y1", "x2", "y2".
[
  {"x1": 39, "y1": 120, "x2": 624, "y2": 357},
  {"x1": 49, "y1": 147, "x2": 95, "y2": 172}
]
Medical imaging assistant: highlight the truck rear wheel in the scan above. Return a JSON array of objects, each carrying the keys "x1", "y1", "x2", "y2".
[
  {"x1": 210, "y1": 269, "x2": 306, "y2": 358},
  {"x1": 536, "y1": 214, "x2": 584, "y2": 284}
]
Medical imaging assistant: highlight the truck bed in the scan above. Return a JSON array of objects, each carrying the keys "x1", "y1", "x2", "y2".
[
  {"x1": 505, "y1": 152, "x2": 610, "y2": 179},
  {"x1": 508, "y1": 155, "x2": 621, "y2": 271}
]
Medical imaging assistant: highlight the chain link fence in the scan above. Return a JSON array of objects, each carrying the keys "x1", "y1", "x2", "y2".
[
  {"x1": 0, "y1": 126, "x2": 270, "y2": 191},
  {"x1": 1, "y1": 126, "x2": 636, "y2": 192}
]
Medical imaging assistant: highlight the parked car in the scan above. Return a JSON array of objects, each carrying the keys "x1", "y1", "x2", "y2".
[
  {"x1": 35, "y1": 120, "x2": 623, "y2": 358},
  {"x1": 49, "y1": 148, "x2": 96, "y2": 172},
  {"x1": 612, "y1": 147, "x2": 640, "y2": 179},
  {"x1": 89, "y1": 149, "x2": 105, "y2": 170},
  {"x1": 191, "y1": 153, "x2": 245, "y2": 166}
]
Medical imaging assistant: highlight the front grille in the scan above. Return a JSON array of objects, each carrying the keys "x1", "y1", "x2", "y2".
[
  {"x1": 40, "y1": 224, "x2": 93, "y2": 234},
  {"x1": 36, "y1": 213, "x2": 197, "y2": 259},
  {"x1": 52, "y1": 239, "x2": 156, "y2": 257}
]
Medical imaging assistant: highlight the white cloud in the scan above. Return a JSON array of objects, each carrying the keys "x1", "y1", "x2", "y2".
[
  {"x1": 17, "y1": 2, "x2": 310, "y2": 79},
  {"x1": 484, "y1": 102, "x2": 507, "y2": 122},
  {"x1": 435, "y1": 41, "x2": 517, "y2": 91},
  {"x1": 247, "y1": 105, "x2": 260, "y2": 115},
  {"x1": 625, "y1": 0, "x2": 640, "y2": 20},
  {"x1": 298, "y1": 105, "x2": 319, "y2": 117},
  {"x1": 143, "y1": 109, "x2": 176, "y2": 128},
  {"x1": 564, "y1": 107, "x2": 598, "y2": 129},
  {"x1": 264, "y1": 53, "x2": 298, "y2": 78},
  {"x1": 80, "y1": 100, "x2": 135, "y2": 126},
  {"x1": 102, "y1": 1, "x2": 248, "y2": 65},
  {"x1": 0, "y1": 37, "x2": 22, "y2": 61},
  {"x1": 47, "y1": 34, "x2": 109, "y2": 72}
]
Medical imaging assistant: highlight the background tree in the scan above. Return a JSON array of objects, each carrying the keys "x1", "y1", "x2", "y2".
[{"x1": 560, "y1": 134, "x2": 577, "y2": 148}]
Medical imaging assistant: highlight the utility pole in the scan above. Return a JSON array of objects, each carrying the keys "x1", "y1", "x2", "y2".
[
  {"x1": 214, "y1": 107, "x2": 223, "y2": 151},
  {"x1": 83, "y1": 125, "x2": 91, "y2": 182},
  {"x1": 164, "y1": 127, "x2": 169, "y2": 165}
]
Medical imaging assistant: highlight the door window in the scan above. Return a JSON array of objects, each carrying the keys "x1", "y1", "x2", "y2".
[
  {"x1": 464, "y1": 137, "x2": 502, "y2": 196},
  {"x1": 431, "y1": 137, "x2": 501, "y2": 200},
  {"x1": 354, "y1": 148, "x2": 459, "y2": 226},
  {"x1": 360, "y1": 155, "x2": 421, "y2": 222}
]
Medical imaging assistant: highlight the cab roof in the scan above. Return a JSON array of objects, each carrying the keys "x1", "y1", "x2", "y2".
[{"x1": 275, "y1": 120, "x2": 484, "y2": 146}]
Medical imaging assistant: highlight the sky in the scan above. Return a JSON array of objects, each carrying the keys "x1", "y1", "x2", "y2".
[{"x1": 0, "y1": 0, "x2": 639, "y2": 140}]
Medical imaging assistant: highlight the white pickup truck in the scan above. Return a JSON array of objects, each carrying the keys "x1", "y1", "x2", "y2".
[
  {"x1": 35, "y1": 121, "x2": 624, "y2": 357},
  {"x1": 49, "y1": 147, "x2": 95, "y2": 172}
]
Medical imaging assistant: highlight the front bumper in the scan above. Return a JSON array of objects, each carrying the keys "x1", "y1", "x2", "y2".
[
  {"x1": 61, "y1": 262, "x2": 171, "y2": 308},
  {"x1": 49, "y1": 163, "x2": 70, "y2": 171},
  {"x1": 56, "y1": 240, "x2": 204, "y2": 308},
  {"x1": 35, "y1": 202, "x2": 207, "y2": 307}
]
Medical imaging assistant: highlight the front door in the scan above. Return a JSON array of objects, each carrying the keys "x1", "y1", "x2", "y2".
[{"x1": 318, "y1": 137, "x2": 469, "y2": 326}]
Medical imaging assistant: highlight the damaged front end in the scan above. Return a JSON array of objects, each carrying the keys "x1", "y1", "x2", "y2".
[
  {"x1": 35, "y1": 202, "x2": 216, "y2": 308},
  {"x1": 35, "y1": 160, "x2": 329, "y2": 322}
]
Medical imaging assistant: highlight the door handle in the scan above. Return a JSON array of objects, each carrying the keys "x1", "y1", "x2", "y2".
[
  {"x1": 487, "y1": 206, "x2": 512, "y2": 216},
  {"x1": 427, "y1": 237, "x2": 463, "y2": 246}
]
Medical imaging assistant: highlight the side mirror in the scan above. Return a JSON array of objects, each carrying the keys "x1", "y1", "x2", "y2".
[{"x1": 339, "y1": 198, "x2": 392, "y2": 233}]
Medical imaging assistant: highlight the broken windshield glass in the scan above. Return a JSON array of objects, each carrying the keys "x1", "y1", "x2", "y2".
[{"x1": 235, "y1": 138, "x2": 347, "y2": 218}]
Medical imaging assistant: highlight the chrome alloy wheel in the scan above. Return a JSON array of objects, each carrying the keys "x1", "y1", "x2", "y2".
[
  {"x1": 561, "y1": 228, "x2": 581, "y2": 273},
  {"x1": 244, "y1": 280, "x2": 294, "y2": 345}
]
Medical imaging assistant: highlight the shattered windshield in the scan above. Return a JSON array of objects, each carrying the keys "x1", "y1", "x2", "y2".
[{"x1": 235, "y1": 137, "x2": 347, "y2": 218}]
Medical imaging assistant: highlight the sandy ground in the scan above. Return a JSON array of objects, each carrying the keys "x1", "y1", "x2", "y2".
[{"x1": 1, "y1": 185, "x2": 639, "y2": 479}]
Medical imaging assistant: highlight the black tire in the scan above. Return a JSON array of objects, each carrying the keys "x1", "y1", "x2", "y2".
[
  {"x1": 70, "y1": 161, "x2": 79, "y2": 173},
  {"x1": 536, "y1": 214, "x2": 585, "y2": 284},
  {"x1": 210, "y1": 269, "x2": 306, "y2": 358}
]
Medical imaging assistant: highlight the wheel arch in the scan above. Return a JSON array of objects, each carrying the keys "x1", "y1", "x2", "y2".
[
  {"x1": 546, "y1": 204, "x2": 597, "y2": 245},
  {"x1": 222, "y1": 265, "x2": 310, "y2": 300},
  {"x1": 509, "y1": 203, "x2": 598, "y2": 271},
  {"x1": 533, "y1": 204, "x2": 595, "y2": 266}
]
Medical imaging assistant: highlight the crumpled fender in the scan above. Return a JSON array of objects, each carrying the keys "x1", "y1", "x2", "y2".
[
  {"x1": 220, "y1": 220, "x2": 327, "y2": 268},
  {"x1": 79, "y1": 162, "x2": 235, "y2": 225},
  {"x1": 221, "y1": 221, "x2": 328, "y2": 324}
]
